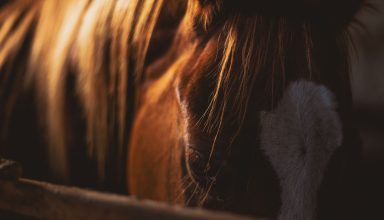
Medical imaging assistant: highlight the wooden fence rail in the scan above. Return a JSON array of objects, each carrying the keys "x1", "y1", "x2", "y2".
[{"x1": 0, "y1": 159, "x2": 263, "y2": 220}]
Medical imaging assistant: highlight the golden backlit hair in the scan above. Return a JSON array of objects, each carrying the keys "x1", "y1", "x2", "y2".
[{"x1": 0, "y1": 0, "x2": 165, "y2": 180}]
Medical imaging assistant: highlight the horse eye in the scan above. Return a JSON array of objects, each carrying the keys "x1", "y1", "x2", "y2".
[
  {"x1": 186, "y1": 147, "x2": 207, "y2": 174},
  {"x1": 185, "y1": 146, "x2": 223, "y2": 186},
  {"x1": 186, "y1": 147, "x2": 208, "y2": 180}
]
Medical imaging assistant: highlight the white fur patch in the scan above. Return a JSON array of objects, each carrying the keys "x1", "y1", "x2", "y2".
[{"x1": 260, "y1": 80, "x2": 343, "y2": 220}]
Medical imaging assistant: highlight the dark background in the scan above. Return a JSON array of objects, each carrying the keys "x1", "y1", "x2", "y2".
[{"x1": 351, "y1": 0, "x2": 384, "y2": 217}]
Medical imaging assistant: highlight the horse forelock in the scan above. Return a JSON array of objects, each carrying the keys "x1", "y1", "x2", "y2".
[{"x1": 179, "y1": 0, "x2": 370, "y2": 138}]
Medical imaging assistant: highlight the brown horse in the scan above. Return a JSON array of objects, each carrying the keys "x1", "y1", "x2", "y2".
[{"x1": 0, "y1": 0, "x2": 367, "y2": 219}]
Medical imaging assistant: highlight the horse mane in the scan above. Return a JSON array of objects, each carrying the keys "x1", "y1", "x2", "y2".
[{"x1": 0, "y1": 0, "x2": 167, "y2": 181}]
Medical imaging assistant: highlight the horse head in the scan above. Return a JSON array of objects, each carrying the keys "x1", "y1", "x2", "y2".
[{"x1": 164, "y1": 0, "x2": 366, "y2": 219}]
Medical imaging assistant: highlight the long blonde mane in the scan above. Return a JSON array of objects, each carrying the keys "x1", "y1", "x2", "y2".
[{"x1": 0, "y1": 0, "x2": 166, "y2": 180}]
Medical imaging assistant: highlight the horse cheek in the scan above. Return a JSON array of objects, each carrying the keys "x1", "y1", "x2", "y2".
[{"x1": 128, "y1": 88, "x2": 184, "y2": 204}]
